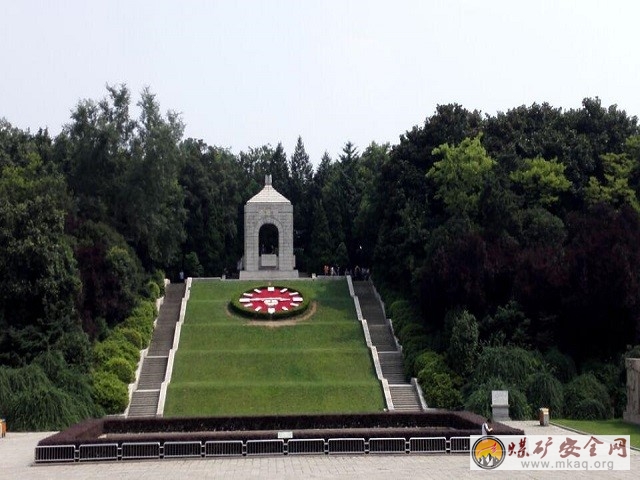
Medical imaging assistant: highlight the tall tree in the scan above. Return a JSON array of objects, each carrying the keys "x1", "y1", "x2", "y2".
[
  {"x1": 288, "y1": 136, "x2": 314, "y2": 269},
  {"x1": 427, "y1": 135, "x2": 496, "y2": 219},
  {"x1": 63, "y1": 85, "x2": 135, "y2": 224},
  {"x1": 123, "y1": 88, "x2": 186, "y2": 268},
  {"x1": 510, "y1": 157, "x2": 571, "y2": 208},
  {"x1": 0, "y1": 154, "x2": 82, "y2": 365},
  {"x1": 180, "y1": 139, "x2": 244, "y2": 276}
]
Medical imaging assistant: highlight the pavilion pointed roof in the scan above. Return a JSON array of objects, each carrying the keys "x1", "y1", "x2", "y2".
[{"x1": 247, "y1": 174, "x2": 291, "y2": 204}]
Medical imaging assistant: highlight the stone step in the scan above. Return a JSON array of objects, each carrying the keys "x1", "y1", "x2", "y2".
[
  {"x1": 130, "y1": 390, "x2": 160, "y2": 403},
  {"x1": 390, "y1": 385, "x2": 422, "y2": 411},
  {"x1": 381, "y1": 364, "x2": 404, "y2": 373},
  {"x1": 378, "y1": 350, "x2": 407, "y2": 384},
  {"x1": 127, "y1": 407, "x2": 158, "y2": 417},
  {"x1": 368, "y1": 326, "x2": 397, "y2": 351}
]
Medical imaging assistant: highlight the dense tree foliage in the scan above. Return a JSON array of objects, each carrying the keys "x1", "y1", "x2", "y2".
[{"x1": 1, "y1": 88, "x2": 640, "y2": 427}]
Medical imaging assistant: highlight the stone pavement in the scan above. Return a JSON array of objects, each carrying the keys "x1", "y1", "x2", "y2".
[{"x1": 1, "y1": 421, "x2": 637, "y2": 480}]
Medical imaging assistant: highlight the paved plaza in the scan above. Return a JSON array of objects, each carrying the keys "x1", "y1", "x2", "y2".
[{"x1": 1, "y1": 421, "x2": 636, "y2": 479}]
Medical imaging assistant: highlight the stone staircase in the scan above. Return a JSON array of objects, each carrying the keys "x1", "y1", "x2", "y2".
[
  {"x1": 389, "y1": 385, "x2": 423, "y2": 412},
  {"x1": 352, "y1": 281, "x2": 424, "y2": 412},
  {"x1": 378, "y1": 351, "x2": 406, "y2": 384},
  {"x1": 127, "y1": 282, "x2": 185, "y2": 418}
]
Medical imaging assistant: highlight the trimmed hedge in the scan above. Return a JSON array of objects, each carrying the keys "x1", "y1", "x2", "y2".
[
  {"x1": 420, "y1": 371, "x2": 463, "y2": 409},
  {"x1": 121, "y1": 300, "x2": 157, "y2": 346},
  {"x1": 94, "y1": 338, "x2": 140, "y2": 370},
  {"x1": 229, "y1": 285, "x2": 311, "y2": 320},
  {"x1": 91, "y1": 370, "x2": 129, "y2": 414},
  {"x1": 113, "y1": 327, "x2": 144, "y2": 350},
  {"x1": 102, "y1": 357, "x2": 135, "y2": 384},
  {"x1": 39, "y1": 411, "x2": 525, "y2": 446}
]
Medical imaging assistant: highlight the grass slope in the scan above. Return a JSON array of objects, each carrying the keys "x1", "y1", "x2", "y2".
[
  {"x1": 554, "y1": 419, "x2": 640, "y2": 449},
  {"x1": 164, "y1": 279, "x2": 385, "y2": 416}
]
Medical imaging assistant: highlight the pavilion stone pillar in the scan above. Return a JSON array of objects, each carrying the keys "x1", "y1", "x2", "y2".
[
  {"x1": 239, "y1": 175, "x2": 298, "y2": 280},
  {"x1": 624, "y1": 358, "x2": 640, "y2": 426}
]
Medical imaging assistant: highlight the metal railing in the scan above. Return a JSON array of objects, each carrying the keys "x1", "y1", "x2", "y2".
[
  {"x1": 121, "y1": 442, "x2": 161, "y2": 460},
  {"x1": 34, "y1": 444, "x2": 76, "y2": 463},
  {"x1": 205, "y1": 440, "x2": 244, "y2": 457},
  {"x1": 409, "y1": 437, "x2": 447, "y2": 453},
  {"x1": 246, "y1": 439, "x2": 285, "y2": 455},
  {"x1": 287, "y1": 438, "x2": 326, "y2": 455},
  {"x1": 368, "y1": 437, "x2": 407, "y2": 454},
  {"x1": 449, "y1": 436, "x2": 471, "y2": 453},
  {"x1": 79, "y1": 443, "x2": 119, "y2": 461},
  {"x1": 163, "y1": 441, "x2": 202, "y2": 458},
  {"x1": 328, "y1": 438, "x2": 366, "y2": 454},
  {"x1": 35, "y1": 435, "x2": 473, "y2": 463}
]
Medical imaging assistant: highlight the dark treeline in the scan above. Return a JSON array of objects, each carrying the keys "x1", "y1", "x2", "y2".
[{"x1": 1, "y1": 86, "x2": 640, "y2": 427}]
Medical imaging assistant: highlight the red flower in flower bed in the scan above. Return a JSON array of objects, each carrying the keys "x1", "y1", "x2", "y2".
[{"x1": 230, "y1": 286, "x2": 309, "y2": 319}]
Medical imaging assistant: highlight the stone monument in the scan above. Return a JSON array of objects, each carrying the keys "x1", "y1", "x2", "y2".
[
  {"x1": 239, "y1": 175, "x2": 298, "y2": 280},
  {"x1": 491, "y1": 390, "x2": 510, "y2": 421},
  {"x1": 624, "y1": 357, "x2": 640, "y2": 426}
]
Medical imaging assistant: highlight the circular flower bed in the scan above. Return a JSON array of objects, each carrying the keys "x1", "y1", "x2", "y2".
[{"x1": 230, "y1": 285, "x2": 310, "y2": 320}]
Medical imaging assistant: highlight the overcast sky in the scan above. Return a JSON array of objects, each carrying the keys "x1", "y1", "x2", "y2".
[{"x1": 2, "y1": 0, "x2": 639, "y2": 164}]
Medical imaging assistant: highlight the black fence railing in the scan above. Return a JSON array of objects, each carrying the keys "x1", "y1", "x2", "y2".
[{"x1": 35, "y1": 436, "x2": 470, "y2": 463}]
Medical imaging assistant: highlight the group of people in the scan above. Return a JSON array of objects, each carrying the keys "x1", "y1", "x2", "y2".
[{"x1": 322, "y1": 264, "x2": 371, "y2": 280}]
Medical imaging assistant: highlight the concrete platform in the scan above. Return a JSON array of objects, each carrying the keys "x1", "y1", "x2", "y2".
[{"x1": 2, "y1": 422, "x2": 637, "y2": 479}]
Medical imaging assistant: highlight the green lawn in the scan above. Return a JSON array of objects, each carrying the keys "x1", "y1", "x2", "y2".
[
  {"x1": 164, "y1": 279, "x2": 385, "y2": 416},
  {"x1": 554, "y1": 419, "x2": 640, "y2": 449}
]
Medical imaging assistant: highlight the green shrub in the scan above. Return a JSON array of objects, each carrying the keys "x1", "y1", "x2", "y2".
[
  {"x1": 8, "y1": 385, "x2": 91, "y2": 431},
  {"x1": 5, "y1": 363, "x2": 50, "y2": 393},
  {"x1": 472, "y1": 346, "x2": 543, "y2": 391},
  {"x1": 122, "y1": 300, "x2": 157, "y2": 345},
  {"x1": 102, "y1": 357, "x2": 135, "y2": 384},
  {"x1": 144, "y1": 279, "x2": 161, "y2": 300},
  {"x1": 464, "y1": 379, "x2": 505, "y2": 418},
  {"x1": 464, "y1": 379, "x2": 530, "y2": 420},
  {"x1": 421, "y1": 372, "x2": 463, "y2": 409},
  {"x1": 582, "y1": 360, "x2": 626, "y2": 417},
  {"x1": 114, "y1": 327, "x2": 144, "y2": 350},
  {"x1": 184, "y1": 251, "x2": 204, "y2": 277},
  {"x1": 396, "y1": 323, "x2": 427, "y2": 344},
  {"x1": 151, "y1": 269, "x2": 166, "y2": 296},
  {"x1": 402, "y1": 334, "x2": 436, "y2": 378},
  {"x1": 0, "y1": 367, "x2": 14, "y2": 414},
  {"x1": 1, "y1": 362, "x2": 101, "y2": 430},
  {"x1": 480, "y1": 300, "x2": 530, "y2": 347},
  {"x1": 388, "y1": 300, "x2": 418, "y2": 331},
  {"x1": 414, "y1": 350, "x2": 448, "y2": 375},
  {"x1": 33, "y1": 350, "x2": 68, "y2": 385},
  {"x1": 544, "y1": 347, "x2": 576, "y2": 383},
  {"x1": 94, "y1": 338, "x2": 140, "y2": 370},
  {"x1": 91, "y1": 370, "x2": 129, "y2": 414},
  {"x1": 446, "y1": 308, "x2": 479, "y2": 378},
  {"x1": 418, "y1": 365, "x2": 463, "y2": 410},
  {"x1": 32, "y1": 351, "x2": 97, "y2": 408},
  {"x1": 526, "y1": 371, "x2": 564, "y2": 417},
  {"x1": 130, "y1": 300, "x2": 157, "y2": 320},
  {"x1": 573, "y1": 399, "x2": 609, "y2": 420},
  {"x1": 105, "y1": 245, "x2": 144, "y2": 325},
  {"x1": 508, "y1": 389, "x2": 532, "y2": 420},
  {"x1": 564, "y1": 373, "x2": 611, "y2": 419},
  {"x1": 54, "y1": 331, "x2": 93, "y2": 372}
]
